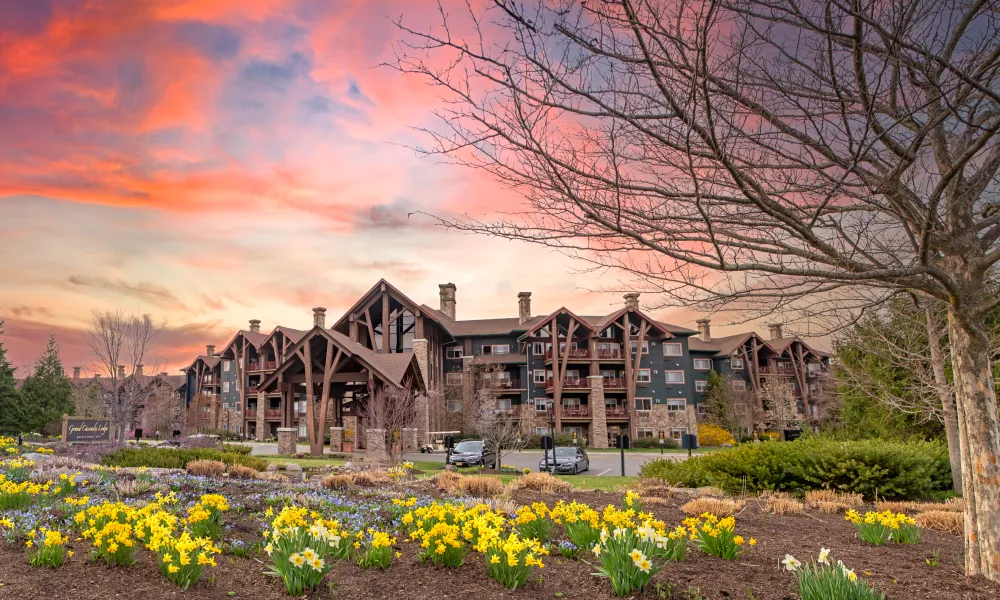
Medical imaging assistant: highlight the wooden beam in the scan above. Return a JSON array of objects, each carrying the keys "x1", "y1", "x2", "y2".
[
  {"x1": 381, "y1": 290, "x2": 390, "y2": 354},
  {"x1": 349, "y1": 314, "x2": 359, "y2": 342},
  {"x1": 364, "y1": 308, "x2": 376, "y2": 351},
  {"x1": 284, "y1": 372, "x2": 368, "y2": 384}
]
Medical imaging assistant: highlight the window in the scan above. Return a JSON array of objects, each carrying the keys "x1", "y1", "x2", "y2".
[
  {"x1": 447, "y1": 397, "x2": 462, "y2": 412},
  {"x1": 535, "y1": 427, "x2": 551, "y2": 435},
  {"x1": 696, "y1": 403, "x2": 707, "y2": 414},
  {"x1": 808, "y1": 362, "x2": 822, "y2": 375},
  {"x1": 695, "y1": 380, "x2": 708, "y2": 392},
  {"x1": 600, "y1": 369, "x2": 617, "y2": 378},
  {"x1": 222, "y1": 381, "x2": 230, "y2": 393},
  {"x1": 630, "y1": 340, "x2": 649, "y2": 354},
  {"x1": 446, "y1": 372, "x2": 463, "y2": 385},
  {"x1": 482, "y1": 344, "x2": 510, "y2": 355},
  {"x1": 533, "y1": 369, "x2": 546, "y2": 384},
  {"x1": 731, "y1": 357, "x2": 745, "y2": 370},
  {"x1": 223, "y1": 360, "x2": 232, "y2": 372},
  {"x1": 693, "y1": 358, "x2": 712, "y2": 370},
  {"x1": 298, "y1": 425, "x2": 307, "y2": 438},
  {"x1": 601, "y1": 326, "x2": 615, "y2": 338},
  {"x1": 496, "y1": 398, "x2": 512, "y2": 411},
  {"x1": 535, "y1": 398, "x2": 549, "y2": 412},
  {"x1": 665, "y1": 370, "x2": 685, "y2": 384},
  {"x1": 635, "y1": 397, "x2": 652, "y2": 412},
  {"x1": 666, "y1": 398, "x2": 686, "y2": 412},
  {"x1": 566, "y1": 369, "x2": 580, "y2": 381},
  {"x1": 637, "y1": 369, "x2": 651, "y2": 383},
  {"x1": 663, "y1": 342, "x2": 683, "y2": 356},
  {"x1": 532, "y1": 342, "x2": 545, "y2": 355},
  {"x1": 636, "y1": 427, "x2": 654, "y2": 438},
  {"x1": 732, "y1": 380, "x2": 747, "y2": 391},
  {"x1": 446, "y1": 347, "x2": 464, "y2": 359},
  {"x1": 670, "y1": 427, "x2": 688, "y2": 440}
]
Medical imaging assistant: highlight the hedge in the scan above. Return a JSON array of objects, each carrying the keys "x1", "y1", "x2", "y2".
[
  {"x1": 638, "y1": 437, "x2": 952, "y2": 500},
  {"x1": 222, "y1": 443, "x2": 253, "y2": 455},
  {"x1": 101, "y1": 447, "x2": 268, "y2": 471}
]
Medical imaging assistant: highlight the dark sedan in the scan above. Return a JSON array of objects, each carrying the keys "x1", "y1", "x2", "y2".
[
  {"x1": 446, "y1": 440, "x2": 496, "y2": 467},
  {"x1": 539, "y1": 446, "x2": 590, "y2": 474}
]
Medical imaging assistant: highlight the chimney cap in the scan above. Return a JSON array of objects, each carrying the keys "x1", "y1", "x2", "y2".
[
  {"x1": 517, "y1": 291, "x2": 532, "y2": 298},
  {"x1": 439, "y1": 282, "x2": 457, "y2": 290},
  {"x1": 696, "y1": 318, "x2": 711, "y2": 324}
]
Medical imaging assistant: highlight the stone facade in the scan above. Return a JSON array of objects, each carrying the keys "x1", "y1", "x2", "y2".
[
  {"x1": 276, "y1": 427, "x2": 297, "y2": 455},
  {"x1": 635, "y1": 405, "x2": 696, "y2": 439},
  {"x1": 329, "y1": 426, "x2": 343, "y2": 452},
  {"x1": 402, "y1": 427, "x2": 419, "y2": 452},
  {"x1": 588, "y1": 376, "x2": 609, "y2": 448},
  {"x1": 366, "y1": 428, "x2": 388, "y2": 463},
  {"x1": 255, "y1": 392, "x2": 266, "y2": 441},
  {"x1": 342, "y1": 415, "x2": 358, "y2": 449}
]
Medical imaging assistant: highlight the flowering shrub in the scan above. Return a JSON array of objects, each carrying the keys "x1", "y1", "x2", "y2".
[
  {"x1": 514, "y1": 502, "x2": 553, "y2": 542},
  {"x1": 683, "y1": 513, "x2": 753, "y2": 560},
  {"x1": 26, "y1": 527, "x2": 67, "y2": 568},
  {"x1": 698, "y1": 424, "x2": 736, "y2": 447},
  {"x1": 186, "y1": 493, "x2": 229, "y2": 540},
  {"x1": 784, "y1": 548, "x2": 885, "y2": 599},
  {"x1": 550, "y1": 500, "x2": 601, "y2": 552},
  {"x1": 264, "y1": 506, "x2": 351, "y2": 595},
  {"x1": 845, "y1": 510, "x2": 921, "y2": 545},
  {"x1": 482, "y1": 532, "x2": 547, "y2": 590},
  {"x1": 356, "y1": 529, "x2": 396, "y2": 569}
]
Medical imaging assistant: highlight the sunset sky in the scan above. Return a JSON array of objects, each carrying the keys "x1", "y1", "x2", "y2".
[{"x1": 0, "y1": 0, "x2": 804, "y2": 375}]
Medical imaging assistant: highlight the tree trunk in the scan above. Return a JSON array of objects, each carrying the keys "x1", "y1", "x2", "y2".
[
  {"x1": 947, "y1": 311, "x2": 1000, "y2": 580},
  {"x1": 925, "y1": 307, "x2": 962, "y2": 492}
]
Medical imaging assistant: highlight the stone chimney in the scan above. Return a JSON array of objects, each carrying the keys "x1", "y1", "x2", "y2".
[
  {"x1": 249, "y1": 319, "x2": 261, "y2": 333},
  {"x1": 623, "y1": 292, "x2": 640, "y2": 310},
  {"x1": 518, "y1": 292, "x2": 532, "y2": 324},
  {"x1": 439, "y1": 283, "x2": 457, "y2": 320},
  {"x1": 73, "y1": 367, "x2": 81, "y2": 379},
  {"x1": 206, "y1": 344, "x2": 215, "y2": 357},
  {"x1": 312, "y1": 307, "x2": 327, "y2": 328},
  {"x1": 117, "y1": 365, "x2": 126, "y2": 378},
  {"x1": 768, "y1": 322, "x2": 784, "y2": 340},
  {"x1": 136, "y1": 364, "x2": 144, "y2": 377},
  {"x1": 159, "y1": 372, "x2": 168, "y2": 377},
  {"x1": 696, "y1": 318, "x2": 711, "y2": 342}
]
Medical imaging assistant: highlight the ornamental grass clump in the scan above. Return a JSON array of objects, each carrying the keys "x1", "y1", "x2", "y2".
[
  {"x1": 683, "y1": 513, "x2": 754, "y2": 560},
  {"x1": 550, "y1": 500, "x2": 601, "y2": 552},
  {"x1": 514, "y1": 502, "x2": 553, "y2": 543},
  {"x1": 185, "y1": 493, "x2": 229, "y2": 540},
  {"x1": 783, "y1": 548, "x2": 885, "y2": 600},
  {"x1": 355, "y1": 529, "x2": 397, "y2": 569},
  {"x1": 845, "y1": 510, "x2": 921, "y2": 545},
  {"x1": 481, "y1": 532, "x2": 548, "y2": 590},
  {"x1": 26, "y1": 528, "x2": 67, "y2": 568},
  {"x1": 264, "y1": 506, "x2": 351, "y2": 595}
]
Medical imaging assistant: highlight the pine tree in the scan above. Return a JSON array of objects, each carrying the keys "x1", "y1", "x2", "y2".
[
  {"x1": 0, "y1": 321, "x2": 29, "y2": 434},
  {"x1": 702, "y1": 370, "x2": 734, "y2": 432},
  {"x1": 20, "y1": 334, "x2": 74, "y2": 434}
]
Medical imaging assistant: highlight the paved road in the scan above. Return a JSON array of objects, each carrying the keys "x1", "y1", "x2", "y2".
[{"x1": 248, "y1": 442, "x2": 689, "y2": 477}]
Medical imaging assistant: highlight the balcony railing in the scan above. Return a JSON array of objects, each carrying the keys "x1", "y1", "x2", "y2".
[
  {"x1": 546, "y1": 377, "x2": 590, "y2": 389},
  {"x1": 596, "y1": 349, "x2": 623, "y2": 360},
  {"x1": 759, "y1": 366, "x2": 796, "y2": 375},
  {"x1": 264, "y1": 408, "x2": 281, "y2": 418},
  {"x1": 202, "y1": 376, "x2": 216, "y2": 384},
  {"x1": 605, "y1": 406, "x2": 629, "y2": 418},
  {"x1": 264, "y1": 360, "x2": 277, "y2": 370},
  {"x1": 602, "y1": 376, "x2": 626, "y2": 389},
  {"x1": 493, "y1": 409, "x2": 516, "y2": 418},
  {"x1": 544, "y1": 348, "x2": 590, "y2": 360},
  {"x1": 561, "y1": 406, "x2": 591, "y2": 418},
  {"x1": 247, "y1": 385, "x2": 259, "y2": 395},
  {"x1": 247, "y1": 361, "x2": 261, "y2": 371},
  {"x1": 484, "y1": 378, "x2": 521, "y2": 390}
]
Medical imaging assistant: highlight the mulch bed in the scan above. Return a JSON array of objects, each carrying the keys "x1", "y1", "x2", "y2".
[{"x1": 0, "y1": 482, "x2": 997, "y2": 599}]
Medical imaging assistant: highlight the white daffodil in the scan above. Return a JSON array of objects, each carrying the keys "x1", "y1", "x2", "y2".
[
  {"x1": 818, "y1": 547, "x2": 831, "y2": 564},
  {"x1": 782, "y1": 554, "x2": 801, "y2": 572}
]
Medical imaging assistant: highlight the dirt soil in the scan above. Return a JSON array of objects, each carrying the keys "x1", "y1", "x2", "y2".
[{"x1": 0, "y1": 483, "x2": 997, "y2": 600}]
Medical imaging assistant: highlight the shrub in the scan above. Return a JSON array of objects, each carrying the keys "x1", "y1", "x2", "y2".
[
  {"x1": 914, "y1": 510, "x2": 963, "y2": 534},
  {"x1": 222, "y1": 443, "x2": 253, "y2": 455},
  {"x1": 768, "y1": 497, "x2": 804, "y2": 515},
  {"x1": 680, "y1": 497, "x2": 743, "y2": 517},
  {"x1": 457, "y1": 475, "x2": 504, "y2": 498},
  {"x1": 805, "y1": 490, "x2": 863, "y2": 509},
  {"x1": 510, "y1": 472, "x2": 572, "y2": 494},
  {"x1": 102, "y1": 447, "x2": 268, "y2": 471},
  {"x1": 434, "y1": 471, "x2": 463, "y2": 492},
  {"x1": 631, "y1": 436, "x2": 679, "y2": 449},
  {"x1": 639, "y1": 438, "x2": 951, "y2": 499},
  {"x1": 179, "y1": 436, "x2": 221, "y2": 449},
  {"x1": 227, "y1": 464, "x2": 259, "y2": 479},
  {"x1": 874, "y1": 500, "x2": 916, "y2": 514},
  {"x1": 698, "y1": 424, "x2": 736, "y2": 447},
  {"x1": 322, "y1": 474, "x2": 354, "y2": 490},
  {"x1": 186, "y1": 460, "x2": 226, "y2": 477}
]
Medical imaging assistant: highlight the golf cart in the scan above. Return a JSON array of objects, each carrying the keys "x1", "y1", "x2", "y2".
[{"x1": 420, "y1": 431, "x2": 461, "y2": 453}]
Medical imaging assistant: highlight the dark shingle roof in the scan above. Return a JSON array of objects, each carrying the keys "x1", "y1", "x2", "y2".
[{"x1": 687, "y1": 332, "x2": 758, "y2": 355}]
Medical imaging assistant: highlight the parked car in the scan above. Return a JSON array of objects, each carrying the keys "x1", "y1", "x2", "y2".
[
  {"x1": 539, "y1": 446, "x2": 590, "y2": 474},
  {"x1": 446, "y1": 440, "x2": 496, "y2": 467}
]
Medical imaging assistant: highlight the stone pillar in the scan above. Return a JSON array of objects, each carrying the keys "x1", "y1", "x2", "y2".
[
  {"x1": 329, "y1": 427, "x2": 343, "y2": 452},
  {"x1": 343, "y1": 415, "x2": 358, "y2": 449},
  {"x1": 588, "y1": 375, "x2": 609, "y2": 448},
  {"x1": 412, "y1": 338, "x2": 430, "y2": 386},
  {"x1": 685, "y1": 403, "x2": 699, "y2": 438},
  {"x1": 366, "y1": 429, "x2": 388, "y2": 463},
  {"x1": 414, "y1": 394, "x2": 430, "y2": 448},
  {"x1": 255, "y1": 392, "x2": 266, "y2": 442},
  {"x1": 276, "y1": 427, "x2": 297, "y2": 455},
  {"x1": 461, "y1": 356, "x2": 476, "y2": 435},
  {"x1": 402, "y1": 427, "x2": 419, "y2": 452}
]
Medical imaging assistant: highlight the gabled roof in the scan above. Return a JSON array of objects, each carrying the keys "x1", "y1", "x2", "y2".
[
  {"x1": 585, "y1": 307, "x2": 674, "y2": 338},
  {"x1": 420, "y1": 304, "x2": 546, "y2": 337},
  {"x1": 257, "y1": 326, "x2": 308, "y2": 353},
  {"x1": 182, "y1": 355, "x2": 221, "y2": 373},
  {"x1": 219, "y1": 329, "x2": 269, "y2": 356},
  {"x1": 522, "y1": 307, "x2": 596, "y2": 338},
  {"x1": 332, "y1": 279, "x2": 451, "y2": 340},
  {"x1": 770, "y1": 337, "x2": 829, "y2": 358},
  {"x1": 688, "y1": 332, "x2": 772, "y2": 356}
]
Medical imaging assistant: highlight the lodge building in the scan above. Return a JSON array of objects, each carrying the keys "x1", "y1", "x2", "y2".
[{"x1": 180, "y1": 279, "x2": 830, "y2": 448}]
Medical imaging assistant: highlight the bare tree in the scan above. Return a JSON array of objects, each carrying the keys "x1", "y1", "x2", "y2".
[
  {"x1": 470, "y1": 367, "x2": 526, "y2": 469},
  {"x1": 759, "y1": 375, "x2": 803, "y2": 434},
  {"x1": 393, "y1": 0, "x2": 1000, "y2": 575},
  {"x1": 86, "y1": 311, "x2": 159, "y2": 441},
  {"x1": 360, "y1": 382, "x2": 418, "y2": 465},
  {"x1": 72, "y1": 380, "x2": 106, "y2": 419},
  {"x1": 141, "y1": 381, "x2": 182, "y2": 438}
]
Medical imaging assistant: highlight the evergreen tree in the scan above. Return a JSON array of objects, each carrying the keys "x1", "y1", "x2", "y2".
[
  {"x1": 20, "y1": 334, "x2": 74, "y2": 434},
  {"x1": 702, "y1": 370, "x2": 734, "y2": 433},
  {"x1": 0, "y1": 321, "x2": 30, "y2": 434}
]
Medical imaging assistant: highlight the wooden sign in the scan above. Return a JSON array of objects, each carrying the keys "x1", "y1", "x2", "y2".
[{"x1": 62, "y1": 417, "x2": 112, "y2": 443}]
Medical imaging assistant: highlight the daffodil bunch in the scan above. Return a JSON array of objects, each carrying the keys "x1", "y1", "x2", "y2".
[
  {"x1": 387, "y1": 462, "x2": 415, "y2": 481},
  {"x1": 185, "y1": 493, "x2": 229, "y2": 540},
  {"x1": 388, "y1": 496, "x2": 418, "y2": 520},
  {"x1": 3, "y1": 457, "x2": 35, "y2": 482},
  {"x1": 53, "y1": 472, "x2": 80, "y2": 496},
  {"x1": 513, "y1": 502, "x2": 553, "y2": 543},
  {"x1": 784, "y1": 548, "x2": 885, "y2": 600},
  {"x1": 550, "y1": 500, "x2": 601, "y2": 552},
  {"x1": 482, "y1": 531, "x2": 547, "y2": 590},
  {"x1": 590, "y1": 527, "x2": 661, "y2": 597},
  {"x1": 156, "y1": 530, "x2": 221, "y2": 590},
  {"x1": 36, "y1": 447, "x2": 55, "y2": 455},
  {"x1": 263, "y1": 506, "x2": 350, "y2": 595},
  {"x1": 682, "y1": 513, "x2": 752, "y2": 560},
  {"x1": 621, "y1": 490, "x2": 643, "y2": 513},
  {"x1": 355, "y1": 529, "x2": 397, "y2": 570},
  {"x1": 26, "y1": 527, "x2": 67, "y2": 568},
  {"x1": 845, "y1": 510, "x2": 920, "y2": 545},
  {"x1": 76, "y1": 501, "x2": 140, "y2": 566},
  {"x1": 0, "y1": 475, "x2": 50, "y2": 510}
]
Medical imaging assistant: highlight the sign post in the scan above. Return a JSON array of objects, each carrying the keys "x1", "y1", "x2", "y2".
[
  {"x1": 659, "y1": 430, "x2": 665, "y2": 455},
  {"x1": 541, "y1": 435, "x2": 554, "y2": 471},
  {"x1": 572, "y1": 431, "x2": 578, "y2": 446},
  {"x1": 618, "y1": 433, "x2": 629, "y2": 477},
  {"x1": 61, "y1": 416, "x2": 112, "y2": 444}
]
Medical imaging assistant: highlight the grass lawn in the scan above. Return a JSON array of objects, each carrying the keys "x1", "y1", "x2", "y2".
[
  {"x1": 257, "y1": 455, "x2": 347, "y2": 469},
  {"x1": 584, "y1": 447, "x2": 715, "y2": 454}
]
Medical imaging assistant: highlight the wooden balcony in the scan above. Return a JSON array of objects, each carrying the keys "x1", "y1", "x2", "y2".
[
  {"x1": 264, "y1": 408, "x2": 281, "y2": 418},
  {"x1": 493, "y1": 409, "x2": 517, "y2": 418},
  {"x1": 759, "y1": 366, "x2": 796, "y2": 376},
  {"x1": 484, "y1": 378, "x2": 522, "y2": 390},
  {"x1": 544, "y1": 348, "x2": 590, "y2": 361},
  {"x1": 605, "y1": 406, "x2": 629, "y2": 419},
  {"x1": 561, "y1": 406, "x2": 591, "y2": 418},
  {"x1": 247, "y1": 385, "x2": 260, "y2": 395},
  {"x1": 596, "y1": 349, "x2": 623, "y2": 360},
  {"x1": 602, "y1": 376, "x2": 626, "y2": 389},
  {"x1": 546, "y1": 377, "x2": 590, "y2": 390}
]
